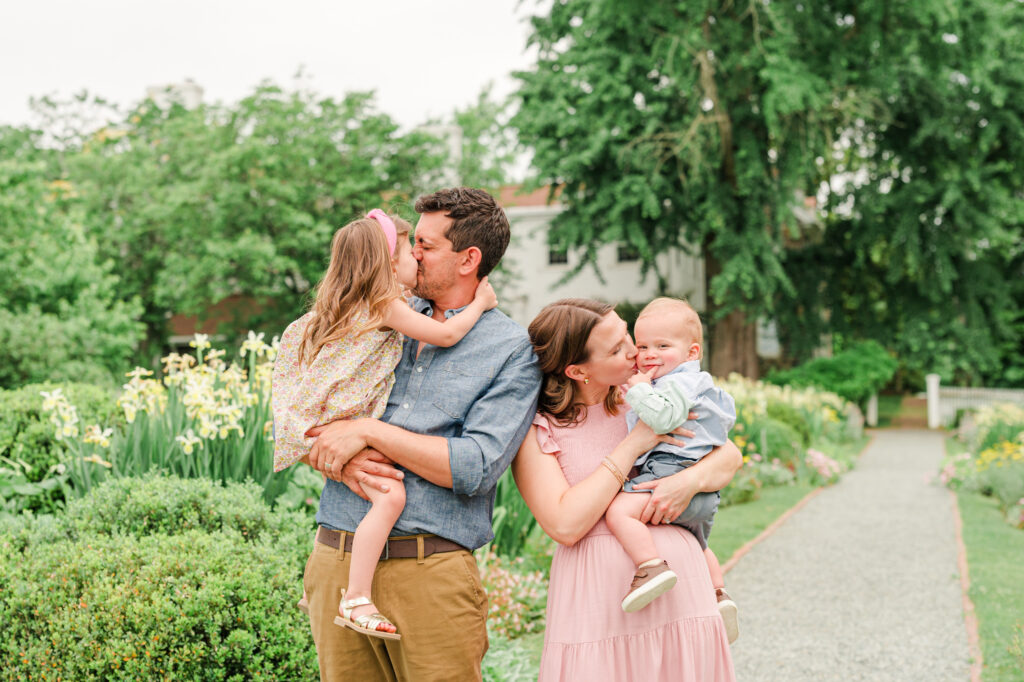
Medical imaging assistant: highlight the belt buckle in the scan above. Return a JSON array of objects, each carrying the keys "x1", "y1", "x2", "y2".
[{"x1": 382, "y1": 539, "x2": 390, "y2": 561}]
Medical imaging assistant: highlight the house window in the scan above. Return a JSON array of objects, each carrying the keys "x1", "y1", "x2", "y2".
[
  {"x1": 548, "y1": 246, "x2": 569, "y2": 264},
  {"x1": 617, "y1": 244, "x2": 640, "y2": 262}
]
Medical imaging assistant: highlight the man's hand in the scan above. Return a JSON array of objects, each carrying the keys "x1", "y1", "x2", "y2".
[
  {"x1": 340, "y1": 448, "x2": 404, "y2": 500},
  {"x1": 306, "y1": 419, "x2": 372, "y2": 481},
  {"x1": 627, "y1": 368, "x2": 655, "y2": 389}
]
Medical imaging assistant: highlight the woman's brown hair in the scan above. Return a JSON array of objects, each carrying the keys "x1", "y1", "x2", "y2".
[
  {"x1": 528, "y1": 298, "x2": 621, "y2": 426},
  {"x1": 298, "y1": 214, "x2": 412, "y2": 364}
]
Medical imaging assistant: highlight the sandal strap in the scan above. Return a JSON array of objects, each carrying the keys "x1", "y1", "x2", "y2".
[
  {"x1": 341, "y1": 596, "x2": 373, "y2": 610},
  {"x1": 354, "y1": 613, "x2": 396, "y2": 631}
]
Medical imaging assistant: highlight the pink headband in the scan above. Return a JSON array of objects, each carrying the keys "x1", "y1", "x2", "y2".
[{"x1": 366, "y1": 208, "x2": 397, "y2": 256}]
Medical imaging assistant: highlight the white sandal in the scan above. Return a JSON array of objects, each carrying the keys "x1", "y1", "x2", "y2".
[{"x1": 334, "y1": 590, "x2": 401, "y2": 641}]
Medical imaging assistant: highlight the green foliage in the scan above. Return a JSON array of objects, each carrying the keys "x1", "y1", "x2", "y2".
[
  {"x1": 46, "y1": 339, "x2": 294, "y2": 505},
  {"x1": 765, "y1": 400, "x2": 811, "y2": 447},
  {"x1": 490, "y1": 468, "x2": 547, "y2": 561},
  {"x1": 451, "y1": 84, "x2": 518, "y2": 191},
  {"x1": 765, "y1": 341, "x2": 898, "y2": 405},
  {"x1": 771, "y1": 2, "x2": 1024, "y2": 387},
  {"x1": 745, "y1": 417, "x2": 804, "y2": 469},
  {"x1": 0, "y1": 457, "x2": 67, "y2": 519},
  {"x1": 0, "y1": 382, "x2": 119, "y2": 483},
  {"x1": 514, "y1": 1, "x2": 1024, "y2": 383},
  {"x1": 483, "y1": 631, "x2": 545, "y2": 682},
  {"x1": 0, "y1": 475, "x2": 316, "y2": 682},
  {"x1": 719, "y1": 465, "x2": 762, "y2": 507},
  {"x1": 0, "y1": 151, "x2": 145, "y2": 388}
]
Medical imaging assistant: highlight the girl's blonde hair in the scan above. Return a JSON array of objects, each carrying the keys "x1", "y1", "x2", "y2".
[
  {"x1": 528, "y1": 298, "x2": 621, "y2": 426},
  {"x1": 299, "y1": 214, "x2": 412, "y2": 364}
]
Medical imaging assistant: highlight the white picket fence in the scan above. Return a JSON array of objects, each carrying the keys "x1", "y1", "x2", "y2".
[{"x1": 925, "y1": 374, "x2": 1024, "y2": 427}]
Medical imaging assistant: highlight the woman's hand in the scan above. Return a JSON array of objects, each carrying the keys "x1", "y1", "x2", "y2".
[
  {"x1": 633, "y1": 470, "x2": 700, "y2": 525},
  {"x1": 622, "y1": 416, "x2": 696, "y2": 462},
  {"x1": 634, "y1": 438, "x2": 742, "y2": 524}
]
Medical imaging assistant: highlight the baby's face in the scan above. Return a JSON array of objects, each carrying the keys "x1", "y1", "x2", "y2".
[{"x1": 633, "y1": 315, "x2": 699, "y2": 380}]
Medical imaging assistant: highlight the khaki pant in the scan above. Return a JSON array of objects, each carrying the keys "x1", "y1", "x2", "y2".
[{"x1": 304, "y1": 531, "x2": 489, "y2": 682}]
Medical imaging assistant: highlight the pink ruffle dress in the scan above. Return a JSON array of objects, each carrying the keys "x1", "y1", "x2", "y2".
[{"x1": 533, "y1": 406, "x2": 735, "y2": 682}]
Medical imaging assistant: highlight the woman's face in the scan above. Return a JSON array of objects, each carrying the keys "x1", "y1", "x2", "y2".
[{"x1": 572, "y1": 312, "x2": 637, "y2": 387}]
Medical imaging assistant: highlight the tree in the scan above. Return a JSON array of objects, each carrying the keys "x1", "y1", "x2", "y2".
[
  {"x1": 770, "y1": 1, "x2": 1024, "y2": 386},
  {"x1": 0, "y1": 134, "x2": 144, "y2": 388},
  {"x1": 54, "y1": 84, "x2": 448, "y2": 352},
  {"x1": 451, "y1": 84, "x2": 519, "y2": 191},
  {"x1": 513, "y1": 1, "x2": 1024, "y2": 383}
]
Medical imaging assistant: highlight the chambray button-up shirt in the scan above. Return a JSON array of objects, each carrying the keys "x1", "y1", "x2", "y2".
[{"x1": 316, "y1": 297, "x2": 541, "y2": 550}]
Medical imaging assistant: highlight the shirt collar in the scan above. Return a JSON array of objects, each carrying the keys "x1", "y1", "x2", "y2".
[
  {"x1": 409, "y1": 296, "x2": 469, "y2": 319},
  {"x1": 652, "y1": 360, "x2": 701, "y2": 383}
]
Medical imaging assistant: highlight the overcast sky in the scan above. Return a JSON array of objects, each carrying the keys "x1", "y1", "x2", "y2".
[{"x1": 0, "y1": 0, "x2": 540, "y2": 130}]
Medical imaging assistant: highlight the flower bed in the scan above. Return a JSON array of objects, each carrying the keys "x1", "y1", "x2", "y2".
[{"x1": 941, "y1": 403, "x2": 1024, "y2": 530}]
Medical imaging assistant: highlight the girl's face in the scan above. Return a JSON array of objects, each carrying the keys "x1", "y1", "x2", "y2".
[
  {"x1": 392, "y1": 237, "x2": 418, "y2": 290},
  {"x1": 570, "y1": 312, "x2": 637, "y2": 388}
]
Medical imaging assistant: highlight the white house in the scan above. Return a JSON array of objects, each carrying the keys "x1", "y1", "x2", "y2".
[{"x1": 495, "y1": 186, "x2": 706, "y2": 327}]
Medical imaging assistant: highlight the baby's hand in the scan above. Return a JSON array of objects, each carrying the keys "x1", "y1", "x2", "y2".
[
  {"x1": 474, "y1": 276, "x2": 498, "y2": 310},
  {"x1": 627, "y1": 368, "x2": 654, "y2": 388}
]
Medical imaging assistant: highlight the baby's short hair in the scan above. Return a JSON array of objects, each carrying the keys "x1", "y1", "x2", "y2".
[{"x1": 637, "y1": 297, "x2": 704, "y2": 348}]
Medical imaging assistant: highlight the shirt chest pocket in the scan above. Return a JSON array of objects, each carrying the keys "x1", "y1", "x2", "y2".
[{"x1": 432, "y1": 361, "x2": 496, "y2": 420}]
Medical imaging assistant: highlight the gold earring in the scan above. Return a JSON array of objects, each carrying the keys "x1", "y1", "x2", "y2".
[{"x1": 584, "y1": 378, "x2": 590, "y2": 384}]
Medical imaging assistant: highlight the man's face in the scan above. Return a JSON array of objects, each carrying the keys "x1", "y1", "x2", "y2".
[{"x1": 412, "y1": 212, "x2": 460, "y2": 300}]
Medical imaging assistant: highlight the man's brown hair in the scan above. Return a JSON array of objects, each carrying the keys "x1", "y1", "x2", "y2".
[{"x1": 414, "y1": 187, "x2": 510, "y2": 277}]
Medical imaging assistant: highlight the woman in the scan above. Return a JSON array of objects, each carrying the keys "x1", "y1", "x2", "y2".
[{"x1": 513, "y1": 299, "x2": 740, "y2": 681}]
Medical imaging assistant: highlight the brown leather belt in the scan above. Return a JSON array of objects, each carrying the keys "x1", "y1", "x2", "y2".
[{"x1": 316, "y1": 527, "x2": 467, "y2": 561}]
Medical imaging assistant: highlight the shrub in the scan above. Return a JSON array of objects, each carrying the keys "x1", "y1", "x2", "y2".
[
  {"x1": 744, "y1": 417, "x2": 804, "y2": 470},
  {"x1": 0, "y1": 382, "x2": 119, "y2": 484},
  {"x1": 765, "y1": 400, "x2": 811, "y2": 447},
  {"x1": 973, "y1": 440, "x2": 1024, "y2": 513},
  {"x1": 0, "y1": 476, "x2": 317, "y2": 682},
  {"x1": 0, "y1": 378, "x2": 119, "y2": 507},
  {"x1": 476, "y1": 550, "x2": 547, "y2": 639},
  {"x1": 63, "y1": 474, "x2": 299, "y2": 541},
  {"x1": 765, "y1": 340, "x2": 898, "y2": 405},
  {"x1": 720, "y1": 464, "x2": 762, "y2": 507}
]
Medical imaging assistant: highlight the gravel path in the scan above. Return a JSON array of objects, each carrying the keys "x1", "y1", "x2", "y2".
[{"x1": 725, "y1": 429, "x2": 972, "y2": 681}]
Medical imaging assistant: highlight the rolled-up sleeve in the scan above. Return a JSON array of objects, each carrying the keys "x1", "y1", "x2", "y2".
[
  {"x1": 625, "y1": 381, "x2": 695, "y2": 434},
  {"x1": 447, "y1": 340, "x2": 541, "y2": 496}
]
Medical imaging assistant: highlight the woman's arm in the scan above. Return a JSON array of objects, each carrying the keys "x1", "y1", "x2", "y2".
[
  {"x1": 383, "y1": 277, "x2": 497, "y2": 347},
  {"x1": 513, "y1": 421, "x2": 679, "y2": 546},
  {"x1": 632, "y1": 439, "x2": 743, "y2": 525}
]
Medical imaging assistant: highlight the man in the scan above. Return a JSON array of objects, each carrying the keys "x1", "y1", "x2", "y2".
[{"x1": 303, "y1": 187, "x2": 541, "y2": 681}]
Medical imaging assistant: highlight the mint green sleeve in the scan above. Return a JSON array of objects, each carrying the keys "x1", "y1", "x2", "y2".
[{"x1": 624, "y1": 381, "x2": 695, "y2": 434}]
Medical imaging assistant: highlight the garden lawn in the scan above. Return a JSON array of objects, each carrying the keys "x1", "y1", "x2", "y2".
[
  {"x1": 710, "y1": 481, "x2": 816, "y2": 563},
  {"x1": 957, "y1": 490, "x2": 1024, "y2": 681}
]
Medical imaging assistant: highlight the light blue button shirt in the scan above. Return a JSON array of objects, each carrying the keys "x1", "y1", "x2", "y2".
[
  {"x1": 316, "y1": 297, "x2": 541, "y2": 549},
  {"x1": 625, "y1": 361, "x2": 736, "y2": 465}
]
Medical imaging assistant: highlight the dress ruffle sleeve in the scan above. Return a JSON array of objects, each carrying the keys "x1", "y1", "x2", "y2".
[{"x1": 532, "y1": 412, "x2": 561, "y2": 455}]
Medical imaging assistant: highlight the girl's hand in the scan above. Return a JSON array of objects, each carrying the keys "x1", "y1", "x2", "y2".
[{"x1": 474, "y1": 276, "x2": 498, "y2": 310}]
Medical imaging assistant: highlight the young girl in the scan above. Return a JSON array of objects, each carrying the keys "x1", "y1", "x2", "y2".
[{"x1": 272, "y1": 209, "x2": 496, "y2": 641}]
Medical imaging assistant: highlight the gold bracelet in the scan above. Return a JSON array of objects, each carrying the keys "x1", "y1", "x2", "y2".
[{"x1": 601, "y1": 457, "x2": 627, "y2": 486}]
